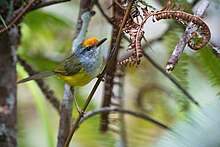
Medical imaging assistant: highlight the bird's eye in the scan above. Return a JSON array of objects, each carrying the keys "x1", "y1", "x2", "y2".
[{"x1": 85, "y1": 46, "x2": 92, "y2": 51}]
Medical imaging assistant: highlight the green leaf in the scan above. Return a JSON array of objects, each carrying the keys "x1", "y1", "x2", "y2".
[{"x1": 18, "y1": 10, "x2": 72, "y2": 56}]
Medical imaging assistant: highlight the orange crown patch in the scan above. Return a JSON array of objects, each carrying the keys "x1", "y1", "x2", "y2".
[{"x1": 82, "y1": 37, "x2": 99, "y2": 47}]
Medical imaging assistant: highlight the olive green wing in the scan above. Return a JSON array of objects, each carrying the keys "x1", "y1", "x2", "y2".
[{"x1": 53, "y1": 53, "x2": 82, "y2": 76}]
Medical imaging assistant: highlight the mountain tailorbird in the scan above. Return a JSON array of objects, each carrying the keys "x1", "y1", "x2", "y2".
[{"x1": 18, "y1": 37, "x2": 107, "y2": 113}]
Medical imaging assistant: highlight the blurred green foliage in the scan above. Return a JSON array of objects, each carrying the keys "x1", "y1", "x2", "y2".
[{"x1": 17, "y1": 1, "x2": 220, "y2": 147}]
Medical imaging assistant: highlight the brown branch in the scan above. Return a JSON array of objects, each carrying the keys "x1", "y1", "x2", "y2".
[
  {"x1": 0, "y1": 27, "x2": 18, "y2": 147},
  {"x1": 0, "y1": 0, "x2": 70, "y2": 34},
  {"x1": 94, "y1": 0, "x2": 113, "y2": 25},
  {"x1": 79, "y1": 107, "x2": 171, "y2": 130},
  {"x1": 17, "y1": 56, "x2": 61, "y2": 113},
  {"x1": 57, "y1": 0, "x2": 94, "y2": 147},
  {"x1": 64, "y1": 0, "x2": 136, "y2": 146},
  {"x1": 28, "y1": 0, "x2": 71, "y2": 11},
  {"x1": 0, "y1": 0, "x2": 40, "y2": 34},
  {"x1": 100, "y1": 0, "x2": 125, "y2": 132}
]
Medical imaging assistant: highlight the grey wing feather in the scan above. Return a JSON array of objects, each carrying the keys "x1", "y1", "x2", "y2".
[{"x1": 53, "y1": 54, "x2": 82, "y2": 76}]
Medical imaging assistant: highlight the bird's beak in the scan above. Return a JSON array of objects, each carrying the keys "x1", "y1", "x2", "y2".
[{"x1": 96, "y1": 38, "x2": 107, "y2": 47}]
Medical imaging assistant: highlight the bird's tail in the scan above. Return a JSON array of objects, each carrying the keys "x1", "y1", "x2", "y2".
[{"x1": 17, "y1": 71, "x2": 54, "y2": 84}]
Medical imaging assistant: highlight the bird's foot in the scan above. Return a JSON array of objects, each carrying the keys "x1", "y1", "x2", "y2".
[
  {"x1": 97, "y1": 74, "x2": 105, "y2": 82},
  {"x1": 77, "y1": 107, "x2": 86, "y2": 116}
]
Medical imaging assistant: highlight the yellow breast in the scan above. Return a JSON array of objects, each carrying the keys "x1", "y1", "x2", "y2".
[{"x1": 57, "y1": 68, "x2": 93, "y2": 87}]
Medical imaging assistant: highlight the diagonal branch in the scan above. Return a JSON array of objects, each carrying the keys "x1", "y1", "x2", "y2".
[
  {"x1": 0, "y1": 0, "x2": 70, "y2": 34},
  {"x1": 17, "y1": 56, "x2": 61, "y2": 113},
  {"x1": 94, "y1": 0, "x2": 113, "y2": 25},
  {"x1": 142, "y1": 51, "x2": 199, "y2": 106},
  {"x1": 64, "y1": 0, "x2": 136, "y2": 146},
  {"x1": 57, "y1": 1, "x2": 94, "y2": 147}
]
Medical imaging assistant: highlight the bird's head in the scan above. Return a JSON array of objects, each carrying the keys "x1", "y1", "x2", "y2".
[
  {"x1": 75, "y1": 37, "x2": 107, "y2": 58},
  {"x1": 82, "y1": 37, "x2": 107, "y2": 49}
]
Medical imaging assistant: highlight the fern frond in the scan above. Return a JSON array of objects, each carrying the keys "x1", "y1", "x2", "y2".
[
  {"x1": 197, "y1": 47, "x2": 220, "y2": 93},
  {"x1": 140, "y1": 0, "x2": 157, "y2": 11},
  {"x1": 155, "y1": 98, "x2": 220, "y2": 147},
  {"x1": 159, "y1": 0, "x2": 190, "y2": 12}
]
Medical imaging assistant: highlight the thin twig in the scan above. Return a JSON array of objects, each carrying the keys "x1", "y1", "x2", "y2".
[
  {"x1": 0, "y1": 0, "x2": 39, "y2": 34},
  {"x1": 192, "y1": 0, "x2": 200, "y2": 6},
  {"x1": 0, "y1": 0, "x2": 70, "y2": 34},
  {"x1": 94, "y1": 0, "x2": 113, "y2": 25},
  {"x1": 30, "y1": 0, "x2": 70, "y2": 11},
  {"x1": 64, "y1": 1, "x2": 136, "y2": 146},
  {"x1": 142, "y1": 51, "x2": 199, "y2": 106},
  {"x1": 79, "y1": 107, "x2": 171, "y2": 130}
]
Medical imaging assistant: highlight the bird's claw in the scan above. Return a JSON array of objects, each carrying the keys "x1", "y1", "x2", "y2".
[
  {"x1": 97, "y1": 75, "x2": 105, "y2": 82},
  {"x1": 77, "y1": 108, "x2": 86, "y2": 116}
]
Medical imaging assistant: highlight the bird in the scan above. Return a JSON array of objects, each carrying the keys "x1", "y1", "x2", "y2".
[{"x1": 18, "y1": 37, "x2": 107, "y2": 113}]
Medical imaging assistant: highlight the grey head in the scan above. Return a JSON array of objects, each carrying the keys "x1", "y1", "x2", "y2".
[{"x1": 74, "y1": 38, "x2": 107, "y2": 59}]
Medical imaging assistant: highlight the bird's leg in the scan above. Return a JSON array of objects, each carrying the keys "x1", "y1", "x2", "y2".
[{"x1": 70, "y1": 87, "x2": 85, "y2": 115}]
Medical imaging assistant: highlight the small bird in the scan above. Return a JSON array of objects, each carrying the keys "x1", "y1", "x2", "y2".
[{"x1": 18, "y1": 37, "x2": 107, "y2": 113}]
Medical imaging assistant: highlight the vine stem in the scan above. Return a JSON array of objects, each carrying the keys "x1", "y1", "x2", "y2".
[{"x1": 64, "y1": 0, "x2": 136, "y2": 146}]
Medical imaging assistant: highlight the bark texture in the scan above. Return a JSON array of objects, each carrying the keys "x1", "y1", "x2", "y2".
[{"x1": 0, "y1": 28, "x2": 19, "y2": 147}]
